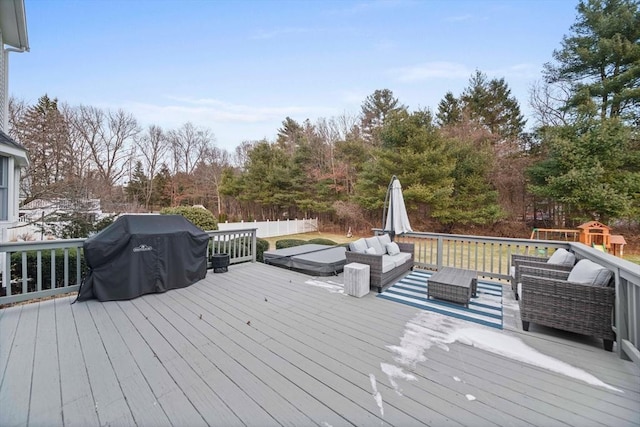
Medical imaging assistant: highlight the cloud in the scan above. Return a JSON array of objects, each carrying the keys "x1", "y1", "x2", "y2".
[
  {"x1": 250, "y1": 27, "x2": 316, "y2": 40},
  {"x1": 391, "y1": 61, "x2": 472, "y2": 82},
  {"x1": 391, "y1": 61, "x2": 540, "y2": 83},
  {"x1": 124, "y1": 96, "x2": 334, "y2": 126},
  {"x1": 444, "y1": 14, "x2": 473, "y2": 22},
  {"x1": 486, "y1": 63, "x2": 539, "y2": 79},
  {"x1": 326, "y1": 0, "x2": 410, "y2": 16}
]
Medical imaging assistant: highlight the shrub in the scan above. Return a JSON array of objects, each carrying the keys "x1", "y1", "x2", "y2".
[
  {"x1": 10, "y1": 249, "x2": 88, "y2": 292},
  {"x1": 160, "y1": 206, "x2": 218, "y2": 231},
  {"x1": 275, "y1": 239, "x2": 307, "y2": 249},
  {"x1": 256, "y1": 238, "x2": 269, "y2": 262},
  {"x1": 307, "y1": 238, "x2": 337, "y2": 246}
]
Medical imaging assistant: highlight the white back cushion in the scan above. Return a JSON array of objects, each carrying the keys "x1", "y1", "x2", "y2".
[
  {"x1": 386, "y1": 242, "x2": 400, "y2": 256},
  {"x1": 567, "y1": 259, "x2": 612, "y2": 287},
  {"x1": 349, "y1": 238, "x2": 368, "y2": 253},
  {"x1": 365, "y1": 236, "x2": 385, "y2": 255},
  {"x1": 378, "y1": 234, "x2": 392, "y2": 247},
  {"x1": 547, "y1": 248, "x2": 576, "y2": 266}
]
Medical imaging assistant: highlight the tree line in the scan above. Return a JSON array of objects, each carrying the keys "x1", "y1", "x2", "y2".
[{"x1": 8, "y1": 0, "x2": 639, "y2": 235}]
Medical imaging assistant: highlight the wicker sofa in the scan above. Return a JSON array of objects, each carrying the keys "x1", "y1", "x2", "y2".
[
  {"x1": 519, "y1": 263, "x2": 615, "y2": 351},
  {"x1": 345, "y1": 238, "x2": 414, "y2": 293}
]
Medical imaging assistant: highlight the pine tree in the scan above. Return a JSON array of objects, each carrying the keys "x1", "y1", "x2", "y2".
[
  {"x1": 360, "y1": 89, "x2": 406, "y2": 146},
  {"x1": 544, "y1": 0, "x2": 640, "y2": 120}
]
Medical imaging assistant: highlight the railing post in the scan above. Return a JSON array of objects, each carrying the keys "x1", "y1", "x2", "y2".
[
  {"x1": 252, "y1": 230, "x2": 257, "y2": 263},
  {"x1": 436, "y1": 236, "x2": 443, "y2": 269}
]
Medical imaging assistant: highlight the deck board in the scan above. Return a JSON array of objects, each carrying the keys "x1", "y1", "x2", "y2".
[
  {"x1": 54, "y1": 296, "x2": 100, "y2": 426},
  {"x1": 0, "y1": 303, "x2": 37, "y2": 426},
  {"x1": 28, "y1": 299, "x2": 63, "y2": 427},
  {"x1": 0, "y1": 262, "x2": 639, "y2": 427}
]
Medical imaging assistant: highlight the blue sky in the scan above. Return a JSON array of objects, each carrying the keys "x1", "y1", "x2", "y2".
[{"x1": 11, "y1": 0, "x2": 579, "y2": 152}]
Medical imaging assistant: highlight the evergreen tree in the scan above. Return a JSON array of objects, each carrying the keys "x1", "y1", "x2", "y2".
[
  {"x1": 460, "y1": 70, "x2": 526, "y2": 140},
  {"x1": 528, "y1": 117, "x2": 640, "y2": 223},
  {"x1": 360, "y1": 89, "x2": 406, "y2": 146},
  {"x1": 436, "y1": 91, "x2": 462, "y2": 126},
  {"x1": 125, "y1": 161, "x2": 149, "y2": 205},
  {"x1": 14, "y1": 95, "x2": 71, "y2": 201},
  {"x1": 544, "y1": 0, "x2": 640, "y2": 120}
]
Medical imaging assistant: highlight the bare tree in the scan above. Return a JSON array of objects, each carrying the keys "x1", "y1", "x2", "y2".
[
  {"x1": 135, "y1": 125, "x2": 169, "y2": 209},
  {"x1": 168, "y1": 122, "x2": 213, "y2": 175},
  {"x1": 194, "y1": 146, "x2": 231, "y2": 215},
  {"x1": 61, "y1": 103, "x2": 96, "y2": 199},
  {"x1": 529, "y1": 80, "x2": 572, "y2": 128},
  {"x1": 74, "y1": 106, "x2": 140, "y2": 196}
]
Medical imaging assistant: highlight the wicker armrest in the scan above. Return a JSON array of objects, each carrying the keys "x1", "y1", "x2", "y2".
[
  {"x1": 519, "y1": 265, "x2": 571, "y2": 281},
  {"x1": 397, "y1": 242, "x2": 415, "y2": 257},
  {"x1": 512, "y1": 254, "x2": 550, "y2": 264},
  {"x1": 514, "y1": 261, "x2": 573, "y2": 284}
]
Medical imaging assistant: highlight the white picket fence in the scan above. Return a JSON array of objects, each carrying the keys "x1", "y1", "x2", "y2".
[{"x1": 217, "y1": 218, "x2": 318, "y2": 238}]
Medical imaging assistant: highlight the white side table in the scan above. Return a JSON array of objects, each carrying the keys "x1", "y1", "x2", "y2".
[{"x1": 344, "y1": 262, "x2": 370, "y2": 297}]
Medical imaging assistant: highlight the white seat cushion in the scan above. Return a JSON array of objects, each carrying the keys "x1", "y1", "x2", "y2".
[
  {"x1": 381, "y1": 255, "x2": 397, "y2": 273},
  {"x1": 391, "y1": 252, "x2": 411, "y2": 267},
  {"x1": 567, "y1": 259, "x2": 612, "y2": 287},
  {"x1": 510, "y1": 266, "x2": 516, "y2": 279},
  {"x1": 365, "y1": 236, "x2": 385, "y2": 255},
  {"x1": 547, "y1": 248, "x2": 576, "y2": 266},
  {"x1": 365, "y1": 247, "x2": 377, "y2": 255}
]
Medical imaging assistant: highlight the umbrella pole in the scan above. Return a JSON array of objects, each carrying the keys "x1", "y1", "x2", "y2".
[{"x1": 382, "y1": 175, "x2": 397, "y2": 239}]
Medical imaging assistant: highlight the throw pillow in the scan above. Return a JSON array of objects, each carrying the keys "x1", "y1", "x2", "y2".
[
  {"x1": 567, "y1": 259, "x2": 613, "y2": 287},
  {"x1": 378, "y1": 234, "x2": 392, "y2": 247},
  {"x1": 349, "y1": 238, "x2": 368, "y2": 253},
  {"x1": 547, "y1": 248, "x2": 576, "y2": 266},
  {"x1": 365, "y1": 247, "x2": 377, "y2": 255},
  {"x1": 365, "y1": 236, "x2": 385, "y2": 255},
  {"x1": 386, "y1": 242, "x2": 400, "y2": 256}
]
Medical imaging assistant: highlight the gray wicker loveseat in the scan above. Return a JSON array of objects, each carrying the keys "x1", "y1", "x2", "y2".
[
  {"x1": 345, "y1": 235, "x2": 414, "y2": 293},
  {"x1": 519, "y1": 259, "x2": 615, "y2": 351}
]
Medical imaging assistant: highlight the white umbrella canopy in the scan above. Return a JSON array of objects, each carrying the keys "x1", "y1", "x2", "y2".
[{"x1": 383, "y1": 176, "x2": 413, "y2": 237}]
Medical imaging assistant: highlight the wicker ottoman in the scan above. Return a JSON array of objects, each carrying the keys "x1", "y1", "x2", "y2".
[{"x1": 428, "y1": 267, "x2": 477, "y2": 307}]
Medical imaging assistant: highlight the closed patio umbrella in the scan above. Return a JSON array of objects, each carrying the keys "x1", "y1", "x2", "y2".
[{"x1": 382, "y1": 175, "x2": 413, "y2": 238}]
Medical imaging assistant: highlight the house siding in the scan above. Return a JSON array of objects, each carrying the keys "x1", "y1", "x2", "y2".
[{"x1": 0, "y1": 32, "x2": 6, "y2": 132}]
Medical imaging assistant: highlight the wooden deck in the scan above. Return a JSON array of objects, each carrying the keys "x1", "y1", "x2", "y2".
[{"x1": 1, "y1": 262, "x2": 639, "y2": 427}]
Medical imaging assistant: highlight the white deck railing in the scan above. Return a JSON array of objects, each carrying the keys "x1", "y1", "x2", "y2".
[
  {"x1": 386, "y1": 230, "x2": 640, "y2": 365},
  {"x1": 0, "y1": 228, "x2": 257, "y2": 305}
]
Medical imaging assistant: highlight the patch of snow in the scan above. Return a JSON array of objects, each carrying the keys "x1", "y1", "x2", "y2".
[
  {"x1": 381, "y1": 362, "x2": 416, "y2": 395},
  {"x1": 387, "y1": 310, "x2": 622, "y2": 393},
  {"x1": 321, "y1": 423, "x2": 333, "y2": 427},
  {"x1": 453, "y1": 376, "x2": 461, "y2": 382},
  {"x1": 369, "y1": 374, "x2": 384, "y2": 417},
  {"x1": 304, "y1": 279, "x2": 344, "y2": 294},
  {"x1": 465, "y1": 394, "x2": 476, "y2": 401}
]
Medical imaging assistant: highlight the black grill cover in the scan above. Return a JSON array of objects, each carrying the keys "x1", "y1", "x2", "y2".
[{"x1": 76, "y1": 215, "x2": 209, "y2": 302}]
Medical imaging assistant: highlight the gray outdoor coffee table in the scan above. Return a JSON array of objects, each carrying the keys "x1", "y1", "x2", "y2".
[{"x1": 428, "y1": 267, "x2": 478, "y2": 307}]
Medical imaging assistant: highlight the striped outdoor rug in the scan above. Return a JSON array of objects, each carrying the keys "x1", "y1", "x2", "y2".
[{"x1": 377, "y1": 269, "x2": 503, "y2": 329}]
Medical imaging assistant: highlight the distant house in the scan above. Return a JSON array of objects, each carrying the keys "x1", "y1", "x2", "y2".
[{"x1": 1, "y1": 0, "x2": 29, "y2": 277}]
